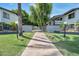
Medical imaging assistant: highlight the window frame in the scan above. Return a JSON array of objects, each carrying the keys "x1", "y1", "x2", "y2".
[
  {"x1": 68, "y1": 12, "x2": 75, "y2": 19},
  {"x1": 3, "y1": 12, "x2": 10, "y2": 19}
]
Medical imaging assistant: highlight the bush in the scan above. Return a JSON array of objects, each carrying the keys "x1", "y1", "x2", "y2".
[
  {"x1": 54, "y1": 31, "x2": 60, "y2": 33},
  {"x1": 0, "y1": 22, "x2": 17, "y2": 31},
  {"x1": 60, "y1": 22, "x2": 64, "y2": 29},
  {"x1": 9, "y1": 22, "x2": 16, "y2": 31}
]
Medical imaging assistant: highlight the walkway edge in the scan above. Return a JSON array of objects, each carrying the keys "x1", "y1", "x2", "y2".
[
  {"x1": 44, "y1": 33, "x2": 63, "y2": 56},
  {"x1": 21, "y1": 32, "x2": 37, "y2": 56}
]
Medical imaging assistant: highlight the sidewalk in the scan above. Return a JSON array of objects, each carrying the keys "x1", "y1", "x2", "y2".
[{"x1": 21, "y1": 32, "x2": 62, "y2": 56}]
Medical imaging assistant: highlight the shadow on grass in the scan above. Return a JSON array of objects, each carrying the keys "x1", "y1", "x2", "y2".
[
  {"x1": 54, "y1": 36, "x2": 79, "y2": 55},
  {"x1": 22, "y1": 35, "x2": 32, "y2": 39},
  {"x1": 13, "y1": 35, "x2": 32, "y2": 48},
  {"x1": 54, "y1": 35, "x2": 70, "y2": 40},
  {"x1": 14, "y1": 44, "x2": 26, "y2": 47},
  {"x1": 73, "y1": 36, "x2": 79, "y2": 40},
  {"x1": 45, "y1": 34, "x2": 79, "y2": 55}
]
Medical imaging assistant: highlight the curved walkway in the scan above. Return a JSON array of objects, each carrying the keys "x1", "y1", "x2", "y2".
[{"x1": 21, "y1": 32, "x2": 62, "y2": 56}]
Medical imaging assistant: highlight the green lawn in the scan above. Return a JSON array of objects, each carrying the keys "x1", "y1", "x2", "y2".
[
  {"x1": 0, "y1": 32, "x2": 34, "y2": 56},
  {"x1": 45, "y1": 32, "x2": 79, "y2": 56}
]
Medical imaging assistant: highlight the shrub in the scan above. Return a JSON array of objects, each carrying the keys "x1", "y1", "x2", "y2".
[
  {"x1": 60, "y1": 22, "x2": 64, "y2": 30},
  {"x1": 9, "y1": 22, "x2": 16, "y2": 31}
]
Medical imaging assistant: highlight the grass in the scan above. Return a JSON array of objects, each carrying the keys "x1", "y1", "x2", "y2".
[
  {"x1": 45, "y1": 32, "x2": 79, "y2": 56},
  {"x1": 0, "y1": 32, "x2": 34, "y2": 56}
]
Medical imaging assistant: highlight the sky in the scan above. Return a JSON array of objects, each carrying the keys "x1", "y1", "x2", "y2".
[{"x1": 0, "y1": 3, "x2": 79, "y2": 17}]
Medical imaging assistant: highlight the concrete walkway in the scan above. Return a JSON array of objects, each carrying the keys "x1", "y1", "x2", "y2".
[{"x1": 21, "y1": 32, "x2": 62, "y2": 56}]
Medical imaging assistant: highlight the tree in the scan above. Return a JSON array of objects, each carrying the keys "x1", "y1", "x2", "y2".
[
  {"x1": 9, "y1": 22, "x2": 16, "y2": 31},
  {"x1": 29, "y1": 6, "x2": 38, "y2": 26},
  {"x1": 12, "y1": 9, "x2": 32, "y2": 25},
  {"x1": 18, "y1": 3, "x2": 23, "y2": 36},
  {"x1": 29, "y1": 3, "x2": 52, "y2": 31}
]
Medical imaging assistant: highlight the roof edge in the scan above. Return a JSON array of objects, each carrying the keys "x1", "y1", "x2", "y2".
[{"x1": 0, "y1": 7, "x2": 18, "y2": 15}]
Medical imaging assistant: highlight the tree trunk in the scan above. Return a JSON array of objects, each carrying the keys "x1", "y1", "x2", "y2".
[
  {"x1": 18, "y1": 3, "x2": 23, "y2": 36},
  {"x1": 42, "y1": 25, "x2": 47, "y2": 32},
  {"x1": 39, "y1": 26, "x2": 43, "y2": 31}
]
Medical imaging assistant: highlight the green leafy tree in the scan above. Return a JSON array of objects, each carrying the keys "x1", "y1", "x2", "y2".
[
  {"x1": 29, "y1": 3, "x2": 52, "y2": 31},
  {"x1": 29, "y1": 6, "x2": 38, "y2": 26},
  {"x1": 9, "y1": 22, "x2": 16, "y2": 31},
  {"x1": 12, "y1": 9, "x2": 35, "y2": 25}
]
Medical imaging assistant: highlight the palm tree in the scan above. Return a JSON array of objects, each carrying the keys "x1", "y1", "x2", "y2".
[{"x1": 18, "y1": 3, "x2": 23, "y2": 36}]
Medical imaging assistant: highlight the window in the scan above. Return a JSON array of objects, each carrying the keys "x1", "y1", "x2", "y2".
[
  {"x1": 59, "y1": 18, "x2": 62, "y2": 21},
  {"x1": 3, "y1": 12, "x2": 10, "y2": 19},
  {"x1": 68, "y1": 12, "x2": 75, "y2": 19}
]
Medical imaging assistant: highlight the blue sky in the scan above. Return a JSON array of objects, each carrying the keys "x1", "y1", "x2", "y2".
[
  {"x1": 0, "y1": 3, "x2": 79, "y2": 17},
  {"x1": 52, "y1": 3, "x2": 79, "y2": 16}
]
